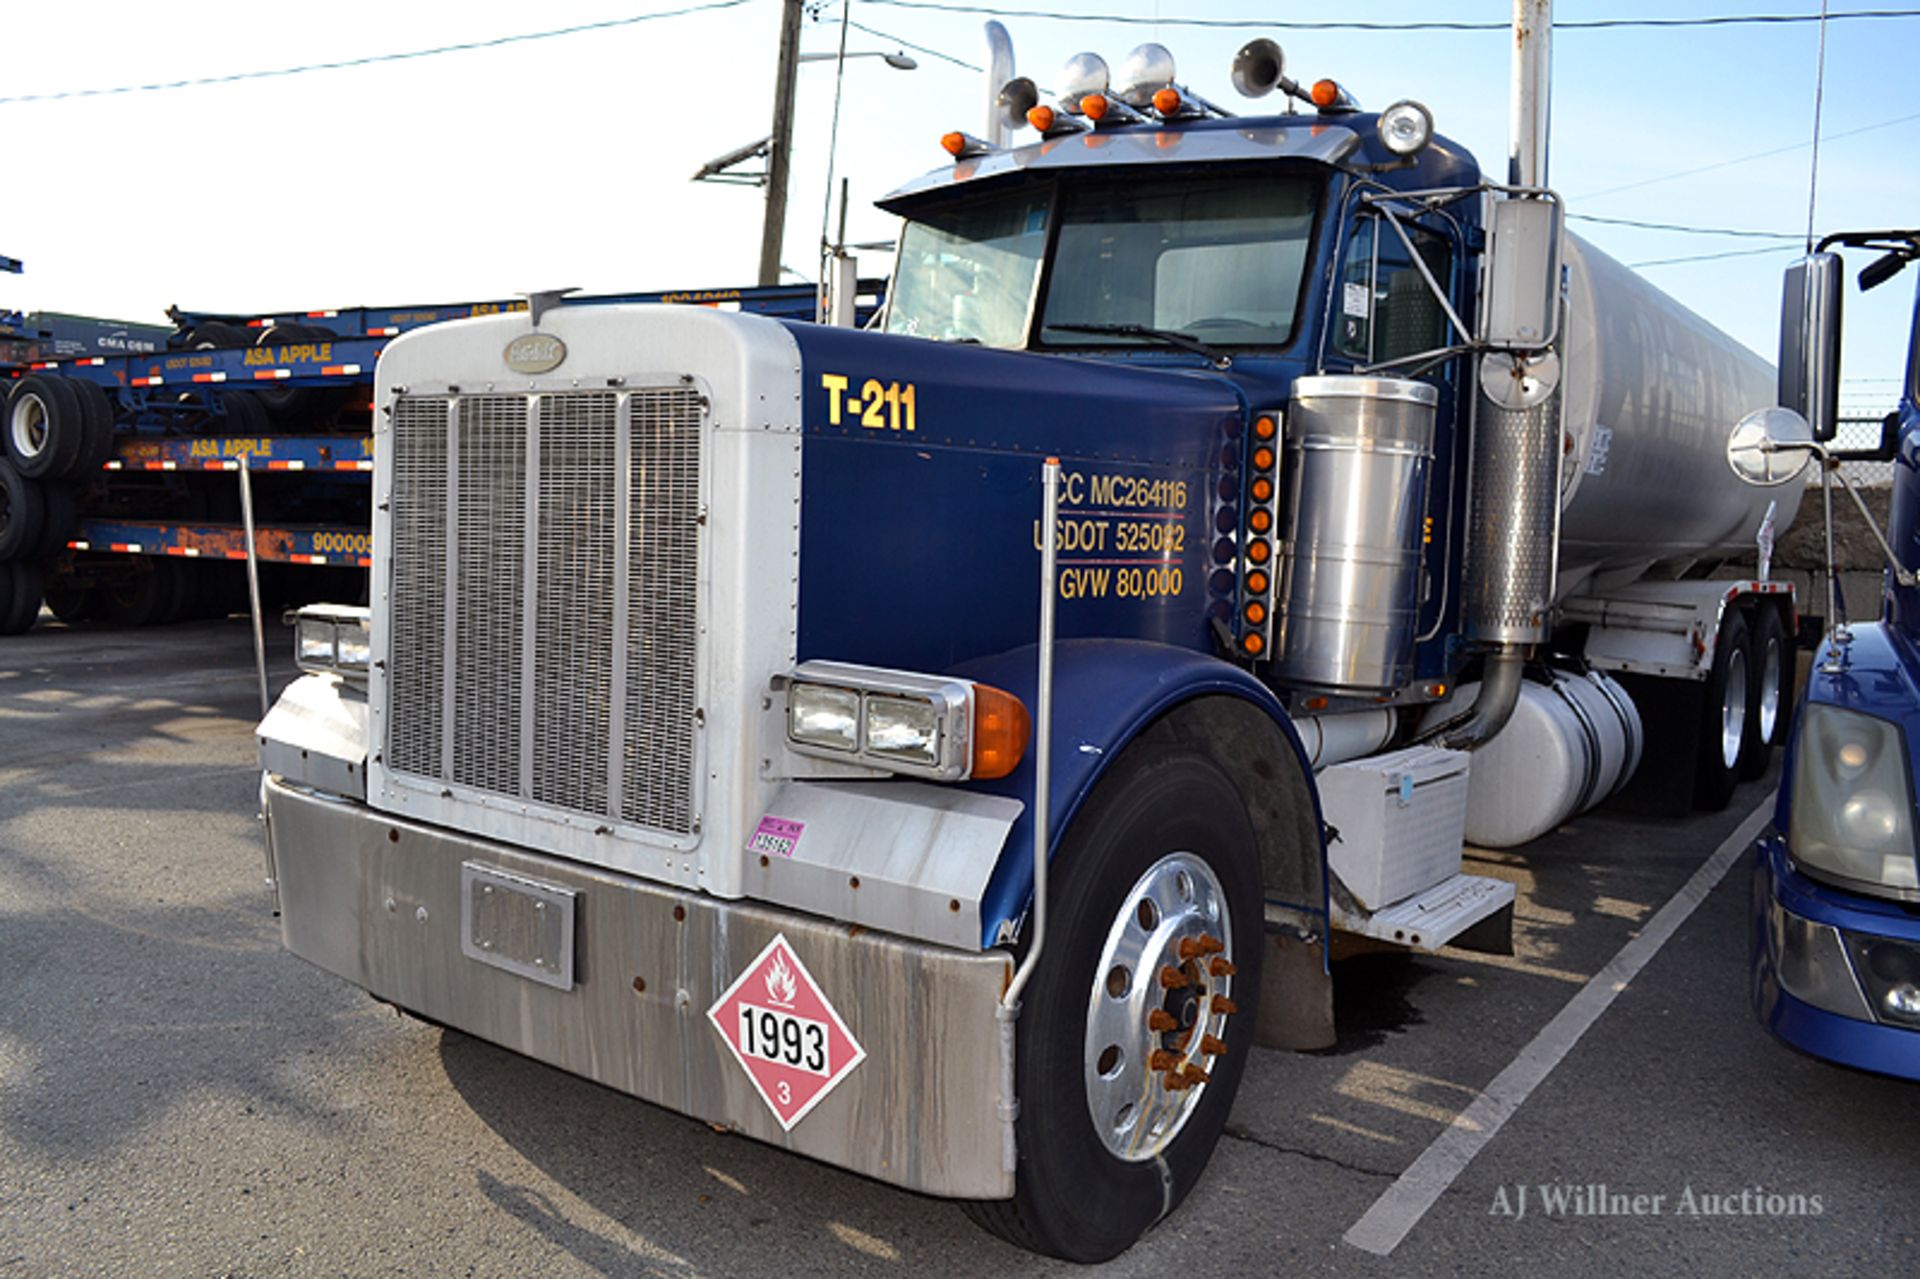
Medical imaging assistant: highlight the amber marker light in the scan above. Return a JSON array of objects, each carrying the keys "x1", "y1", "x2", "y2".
[
  {"x1": 1311, "y1": 79, "x2": 1340, "y2": 108},
  {"x1": 1249, "y1": 508, "x2": 1273, "y2": 533},
  {"x1": 1247, "y1": 540, "x2": 1271, "y2": 564},
  {"x1": 1081, "y1": 93, "x2": 1109, "y2": 121},
  {"x1": 1153, "y1": 87, "x2": 1182, "y2": 114},
  {"x1": 971, "y1": 683, "x2": 1032, "y2": 780},
  {"x1": 1245, "y1": 601, "x2": 1267, "y2": 625},
  {"x1": 941, "y1": 132, "x2": 967, "y2": 156},
  {"x1": 1252, "y1": 446, "x2": 1276, "y2": 471},
  {"x1": 1251, "y1": 477, "x2": 1273, "y2": 502},
  {"x1": 1243, "y1": 633, "x2": 1265, "y2": 656},
  {"x1": 1246, "y1": 568, "x2": 1270, "y2": 595},
  {"x1": 1254, "y1": 415, "x2": 1277, "y2": 440},
  {"x1": 1027, "y1": 104, "x2": 1056, "y2": 132}
]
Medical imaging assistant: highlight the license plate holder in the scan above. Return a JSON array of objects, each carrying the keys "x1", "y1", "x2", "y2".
[{"x1": 460, "y1": 861, "x2": 576, "y2": 990}]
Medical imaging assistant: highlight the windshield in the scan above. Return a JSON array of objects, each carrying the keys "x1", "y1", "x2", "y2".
[
  {"x1": 1040, "y1": 173, "x2": 1317, "y2": 349},
  {"x1": 885, "y1": 190, "x2": 1050, "y2": 347}
]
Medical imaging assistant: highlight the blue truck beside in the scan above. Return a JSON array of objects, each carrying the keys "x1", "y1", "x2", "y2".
[{"x1": 1744, "y1": 230, "x2": 1920, "y2": 1079}]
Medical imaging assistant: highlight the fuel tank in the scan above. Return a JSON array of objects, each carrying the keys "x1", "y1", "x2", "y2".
[{"x1": 1555, "y1": 234, "x2": 1802, "y2": 595}]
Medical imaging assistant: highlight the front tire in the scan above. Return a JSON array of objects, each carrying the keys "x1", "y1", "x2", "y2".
[
  {"x1": 964, "y1": 743, "x2": 1263, "y2": 1263},
  {"x1": 1694, "y1": 609, "x2": 1752, "y2": 810},
  {"x1": 1740, "y1": 605, "x2": 1792, "y2": 779}
]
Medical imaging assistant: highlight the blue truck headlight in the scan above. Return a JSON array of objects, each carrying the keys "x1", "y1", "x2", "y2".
[
  {"x1": 1789, "y1": 704, "x2": 1920, "y2": 899},
  {"x1": 291, "y1": 605, "x2": 373, "y2": 680},
  {"x1": 781, "y1": 661, "x2": 1029, "y2": 782}
]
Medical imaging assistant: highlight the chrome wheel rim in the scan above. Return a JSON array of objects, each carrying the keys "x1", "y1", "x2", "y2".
[
  {"x1": 9, "y1": 394, "x2": 47, "y2": 461},
  {"x1": 1721, "y1": 646, "x2": 1749, "y2": 770},
  {"x1": 1757, "y1": 635, "x2": 1782, "y2": 745},
  {"x1": 1083, "y1": 851, "x2": 1233, "y2": 1162}
]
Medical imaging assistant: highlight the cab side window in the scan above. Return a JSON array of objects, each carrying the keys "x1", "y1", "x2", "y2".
[{"x1": 1335, "y1": 216, "x2": 1454, "y2": 365}]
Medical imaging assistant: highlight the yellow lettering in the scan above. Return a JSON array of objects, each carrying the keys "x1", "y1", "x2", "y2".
[{"x1": 821, "y1": 373, "x2": 848, "y2": 425}]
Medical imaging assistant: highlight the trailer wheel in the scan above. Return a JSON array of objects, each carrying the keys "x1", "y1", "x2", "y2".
[
  {"x1": 223, "y1": 389, "x2": 270, "y2": 435},
  {"x1": 1739, "y1": 605, "x2": 1792, "y2": 779},
  {"x1": 94, "y1": 560, "x2": 175, "y2": 627},
  {"x1": 44, "y1": 576, "x2": 93, "y2": 624},
  {"x1": 0, "y1": 561, "x2": 44, "y2": 634},
  {"x1": 254, "y1": 324, "x2": 342, "y2": 423},
  {"x1": 1694, "y1": 609, "x2": 1752, "y2": 810},
  {"x1": 0, "y1": 462, "x2": 46, "y2": 561},
  {"x1": 962, "y1": 743, "x2": 1262, "y2": 1263},
  {"x1": 34, "y1": 482, "x2": 78, "y2": 560},
  {"x1": 5, "y1": 375, "x2": 87, "y2": 480},
  {"x1": 180, "y1": 322, "x2": 253, "y2": 350},
  {"x1": 69, "y1": 377, "x2": 118, "y2": 474}
]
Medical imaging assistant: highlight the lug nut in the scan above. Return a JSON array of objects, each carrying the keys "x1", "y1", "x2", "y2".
[
  {"x1": 1198, "y1": 933, "x2": 1225, "y2": 956},
  {"x1": 1201, "y1": 1033, "x2": 1228, "y2": 1056},
  {"x1": 1182, "y1": 1063, "x2": 1211, "y2": 1085},
  {"x1": 1149, "y1": 1050, "x2": 1181, "y2": 1073},
  {"x1": 1158, "y1": 965, "x2": 1190, "y2": 990},
  {"x1": 1162, "y1": 1071, "x2": 1193, "y2": 1092},
  {"x1": 1147, "y1": 1009, "x2": 1179, "y2": 1032},
  {"x1": 1178, "y1": 937, "x2": 1206, "y2": 961},
  {"x1": 1209, "y1": 957, "x2": 1238, "y2": 978},
  {"x1": 1211, "y1": 995, "x2": 1238, "y2": 1015}
]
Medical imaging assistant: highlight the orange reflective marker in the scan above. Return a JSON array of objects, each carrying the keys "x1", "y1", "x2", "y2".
[
  {"x1": 1246, "y1": 568, "x2": 1270, "y2": 595},
  {"x1": 941, "y1": 132, "x2": 967, "y2": 157},
  {"x1": 1311, "y1": 79, "x2": 1340, "y2": 108},
  {"x1": 1243, "y1": 633, "x2": 1266, "y2": 656},
  {"x1": 1252, "y1": 446, "x2": 1276, "y2": 471},
  {"x1": 1249, "y1": 508, "x2": 1272, "y2": 533},
  {"x1": 1251, "y1": 477, "x2": 1273, "y2": 503},
  {"x1": 1153, "y1": 87, "x2": 1182, "y2": 114},
  {"x1": 1245, "y1": 601, "x2": 1267, "y2": 625},
  {"x1": 1027, "y1": 104, "x2": 1056, "y2": 132},
  {"x1": 1247, "y1": 540, "x2": 1271, "y2": 564},
  {"x1": 1254, "y1": 415, "x2": 1277, "y2": 440},
  {"x1": 971, "y1": 683, "x2": 1031, "y2": 780},
  {"x1": 1081, "y1": 94, "x2": 1109, "y2": 121}
]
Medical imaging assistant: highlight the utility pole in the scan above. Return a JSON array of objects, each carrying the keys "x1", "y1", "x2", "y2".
[{"x1": 758, "y1": 0, "x2": 805, "y2": 286}]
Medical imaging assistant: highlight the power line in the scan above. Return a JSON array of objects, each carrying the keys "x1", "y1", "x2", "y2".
[
  {"x1": 847, "y1": 18, "x2": 983, "y2": 71},
  {"x1": 1572, "y1": 108, "x2": 1920, "y2": 201},
  {"x1": 1569, "y1": 214, "x2": 1802, "y2": 239},
  {"x1": 0, "y1": 1, "x2": 751, "y2": 106},
  {"x1": 860, "y1": 2, "x2": 1920, "y2": 31},
  {"x1": 1629, "y1": 244, "x2": 1802, "y2": 268}
]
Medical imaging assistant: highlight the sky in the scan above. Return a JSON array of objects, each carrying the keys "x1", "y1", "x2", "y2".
[{"x1": 1, "y1": 1, "x2": 1915, "y2": 410}]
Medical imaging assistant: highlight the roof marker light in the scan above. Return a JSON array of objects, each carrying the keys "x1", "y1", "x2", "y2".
[
  {"x1": 1027, "y1": 104, "x2": 1056, "y2": 132},
  {"x1": 1081, "y1": 94, "x2": 1109, "y2": 121},
  {"x1": 1153, "y1": 87, "x2": 1182, "y2": 115}
]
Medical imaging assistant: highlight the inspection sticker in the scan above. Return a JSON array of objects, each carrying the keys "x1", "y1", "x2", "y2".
[
  {"x1": 709, "y1": 934, "x2": 867, "y2": 1130},
  {"x1": 747, "y1": 815, "x2": 804, "y2": 859}
]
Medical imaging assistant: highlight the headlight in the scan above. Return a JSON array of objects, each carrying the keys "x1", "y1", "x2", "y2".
[
  {"x1": 1377, "y1": 100, "x2": 1433, "y2": 156},
  {"x1": 290, "y1": 604, "x2": 373, "y2": 680},
  {"x1": 1789, "y1": 703, "x2": 1920, "y2": 898},
  {"x1": 782, "y1": 661, "x2": 1029, "y2": 782}
]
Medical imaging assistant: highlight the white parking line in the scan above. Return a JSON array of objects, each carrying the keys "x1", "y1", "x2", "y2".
[{"x1": 1342, "y1": 795, "x2": 1776, "y2": 1256}]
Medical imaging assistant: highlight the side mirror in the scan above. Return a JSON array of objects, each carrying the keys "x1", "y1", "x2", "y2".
[
  {"x1": 1779, "y1": 253, "x2": 1842, "y2": 442},
  {"x1": 1726, "y1": 407, "x2": 1813, "y2": 486},
  {"x1": 1480, "y1": 196, "x2": 1562, "y2": 349}
]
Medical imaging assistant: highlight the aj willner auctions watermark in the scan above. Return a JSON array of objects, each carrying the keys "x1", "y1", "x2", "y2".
[{"x1": 1490, "y1": 1183, "x2": 1824, "y2": 1221}]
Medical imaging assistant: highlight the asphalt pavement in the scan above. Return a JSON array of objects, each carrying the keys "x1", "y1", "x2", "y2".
[{"x1": 0, "y1": 619, "x2": 1913, "y2": 1277}]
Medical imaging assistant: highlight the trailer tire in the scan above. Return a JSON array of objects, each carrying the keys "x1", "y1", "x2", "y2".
[
  {"x1": 962, "y1": 742, "x2": 1262, "y2": 1263},
  {"x1": 94, "y1": 560, "x2": 175, "y2": 627},
  {"x1": 180, "y1": 322, "x2": 253, "y2": 350},
  {"x1": 5, "y1": 375, "x2": 87, "y2": 480},
  {"x1": 253, "y1": 324, "x2": 341, "y2": 423},
  {"x1": 35, "y1": 482, "x2": 78, "y2": 560},
  {"x1": 223, "y1": 389, "x2": 270, "y2": 435},
  {"x1": 0, "y1": 463, "x2": 46, "y2": 561},
  {"x1": 0, "y1": 561, "x2": 44, "y2": 634},
  {"x1": 68, "y1": 377, "x2": 118, "y2": 475},
  {"x1": 1694, "y1": 609, "x2": 1752, "y2": 811}
]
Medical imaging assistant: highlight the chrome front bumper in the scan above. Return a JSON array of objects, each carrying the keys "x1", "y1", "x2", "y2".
[{"x1": 263, "y1": 774, "x2": 1016, "y2": 1198}]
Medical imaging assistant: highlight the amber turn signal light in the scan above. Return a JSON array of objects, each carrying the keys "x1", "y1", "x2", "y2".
[
  {"x1": 1311, "y1": 79, "x2": 1340, "y2": 107},
  {"x1": 971, "y1": 682, "x2": 1031, "y2": 780},
  {"x1": 1080, "y1": 93, "x2": 1109, "y2": 121},
  {"x1": 1027, "y1": 104, "x2": 1056, "y2": 132},
  {"x1": 1152, "y1": 87, "x2": 1182, "y2": 114}
]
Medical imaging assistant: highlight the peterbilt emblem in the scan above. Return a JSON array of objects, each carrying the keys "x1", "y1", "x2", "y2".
[{"x1": 505, "y1": 333, "x2": 566, "y2": 374}]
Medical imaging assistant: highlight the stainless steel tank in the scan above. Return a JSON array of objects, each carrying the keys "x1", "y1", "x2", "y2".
[
  {"x1": 1273, "y1": 376, "x2": 1437, "y2": 694},
  {"x1": 1555, "y1": 234, "x2": 1804, "y2": 595}
]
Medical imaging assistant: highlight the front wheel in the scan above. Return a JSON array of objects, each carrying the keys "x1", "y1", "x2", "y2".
[
  {"x1": 1740, "y1": 605, "x2": 1792, "y2": 780},
  {"x1": 1694, "y1": 609, "x2": 1752, "y2": 810},
  {"x1": 964, "y1": 743, "x2": 1263, "y2": 1263}
]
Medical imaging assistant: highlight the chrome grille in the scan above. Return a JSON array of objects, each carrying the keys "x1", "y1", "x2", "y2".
[
  {"x1": 384, "y1": 386, "x2": 703, "y2": 840},
  {"x1": 386, "y1": 398, "x2": 448, "y2": 776},
  {"x1": 622, "y1": 387, "x2": 704, "y2": 831},
  {"x1": 452, "y1": 396, "x2": 527, "y2": 794}
]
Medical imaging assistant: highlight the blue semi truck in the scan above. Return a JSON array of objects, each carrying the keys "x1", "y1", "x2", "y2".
[
  {"x1": 1743, "y1": 230, "x2": 1920, "y2": 1079},
  {"x1": 256, "y1": 31, "x2": 1811, "y2": 1262}
]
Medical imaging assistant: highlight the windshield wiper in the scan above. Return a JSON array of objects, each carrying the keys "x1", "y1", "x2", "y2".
[{"x1": 1046, "y1": 322, "x2": 1231, "y2": 369}]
